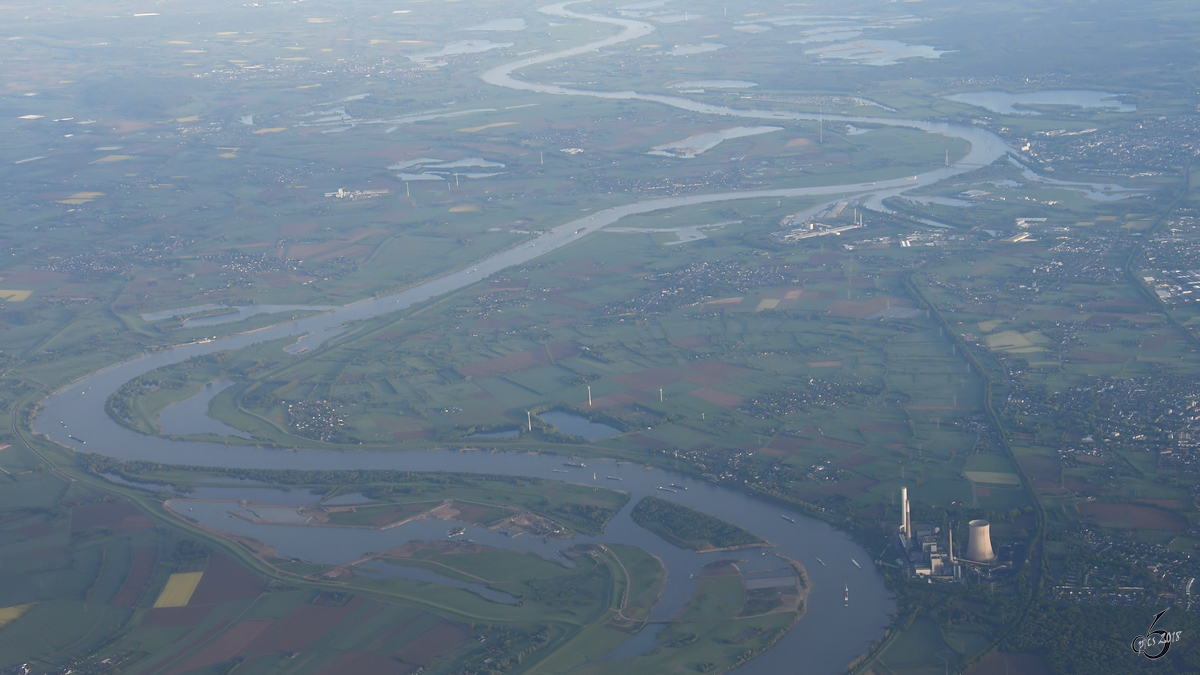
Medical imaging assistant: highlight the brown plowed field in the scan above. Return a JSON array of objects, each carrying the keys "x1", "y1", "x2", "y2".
[
  {"x1": 590, "y1": 390, "x2": 654, "y2": 408},
  {"x1": 317, "y1": 653, "x2": 415, "y2": 675},
  {"x1": 835, "y1": 452, "x2": 877, "y2": 469},
  {"x1": 547, "y1": 340, "x2": 582, "y2": 360},
  {"x1": 689, "y1": 388, "x2": 743, "y2": 408},
  {"x1": 70, "y1": 502, "x2": 154, "y2": 533},
  {"x1": 1015, "y1": 454, "x2": 1062, "y2": 487},
  {"x1": 189, "y1": 554, "x2": 266, "y2": 604},
  {"x1": 1078, "y1": 502, "x2": 1188, "y2": 531},
  {"x1": 460, "y1": 340, "x2": 581, "y2": 377},
  {"x1": 396, "y1": 621, "x2": 471, "y2": 665},
  {"x1": 1135, "y1": 499, "x2": 1188, "y2": 510},
  {"x1": 16, "y1": 521, "x2": 55, "y2": 539},
  {"x1": 140, "y1": 620, "x2": 231, "y2": 675},
  {"x1": 630, "y1": 433, "x2": 670, "y2": 448},
  {"x1": 616, "y1": 360, "x2": 753, "y2": 391},
  {"x1": 167, "y1": 620, "x2": 273, "y2": 675},
  {"x1": 679, "y1": 361, "x2": 755, "y2": 385},
  {"x1": 247, "y1": 597, "x2": 368, "y2": 653},
  {"x1": 615, "y1": 367, "x2": 682, "y2": 390}
]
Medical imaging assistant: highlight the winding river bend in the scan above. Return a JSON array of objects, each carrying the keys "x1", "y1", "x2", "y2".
[{"x1": 31, "y1": 3, "x2": 1021, "y2": 672}]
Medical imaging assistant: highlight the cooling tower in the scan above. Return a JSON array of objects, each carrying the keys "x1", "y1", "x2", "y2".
[{"x1": 966, "y1": 519, "x2": 995, "y2": 563}]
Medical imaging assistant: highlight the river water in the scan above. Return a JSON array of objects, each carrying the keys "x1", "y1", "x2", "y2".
[
  {"x1": 156, "y1": 380, "x2": 251, "y2": 439},
  {"x1": 22, "y1": 2, "x2": 1066, "y2": 671}
]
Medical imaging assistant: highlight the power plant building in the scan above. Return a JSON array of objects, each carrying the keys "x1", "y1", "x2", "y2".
[{"x1": 897, "y1": 486, "x2": 963, "y2": 580}]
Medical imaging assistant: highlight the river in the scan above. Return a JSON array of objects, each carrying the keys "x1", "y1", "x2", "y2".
[{"x1": 25, "y1": 2, "x2": 1039, "y2": 671}]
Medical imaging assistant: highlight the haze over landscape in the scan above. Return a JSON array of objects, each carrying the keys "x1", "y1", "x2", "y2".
[{"x1": 2, "y1": 0, "x2": 1200, "y2": 674}]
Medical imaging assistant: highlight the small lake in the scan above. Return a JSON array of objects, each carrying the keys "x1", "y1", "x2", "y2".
[
  {"x1": 411, "y1": 40, "x2": 514, "y2": 62},
  {"x1": 156, "y1": 380, "x2": 251, "y2": 439},
  {"x1": 538, "y1": 410, "x2": 622, "y2": 440},
  {"x1": 649, "y1": 126, "x2": 782, "y2": 158},
  {"x1": 668, "y1": 43, "x2": 725, "y2": 56},
  {"x1": 805, "y1": 39, "x2": 948, "y2": 66},
  {"x1": 946, "y1": 90, "x2": 1135, "y2": 115}
]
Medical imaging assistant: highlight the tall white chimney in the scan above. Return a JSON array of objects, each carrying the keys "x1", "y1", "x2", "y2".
[
  {"x1": 904, "y1": 488, "x2": 911, "y2": 545},
  {"x1": 900, "y1": 487, "x2": 908, "y2": 535}
]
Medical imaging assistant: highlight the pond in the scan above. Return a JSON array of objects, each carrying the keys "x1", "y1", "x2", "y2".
[
  {"x1": 648, "y1": 126, "x2": 782, "y2": 158},
  {"x1": 538, "y1": 410, "x2": 623, "y2": 440},
  {"x1": 668, "y1": 80, "x2": 757, "y2": 89},
  {"x1": 945, "y1": 90, "x2": 1135, "y2": 115}
]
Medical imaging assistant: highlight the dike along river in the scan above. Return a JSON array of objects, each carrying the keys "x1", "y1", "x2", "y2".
[{"x1": 27, "y1": 2, "x2": 1033, "y2": 669}]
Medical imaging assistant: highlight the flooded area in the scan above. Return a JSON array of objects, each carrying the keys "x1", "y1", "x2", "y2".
[
  {"x1": 946, "y1": 90, "x2": 1136, "y2": 115},
  {"x1": 1012, "y1": 158, "x2": 1142, "y2": 200},
  {"x1": 804, "y1": 39, "x2": 950, "y2": 66},
  {"x1": 902, "y1": 195, "x2": 979, "y2": 208},
  {"x1": 392, "y1": 157, "x2": 506, "y2": 180},
  {"x1": 156, "y1": 380, "x2": 251, "y2": 439},
  {"x1": 648, "y1": 126, "x2": 782, "y2": 158},
  {"x1": 668, "y1": 80, "x2": 757, "y2": 89},
  {"x1": 409, "y1": 40, "x2": 514, "y2": 63},
  {"x1": 606, "y1": 220, "x2": 736, "y2": 245},
  {"x1": 667, "y1": 43, "x2": 725, "y2": 56},
  {"x1": 139, "y1": 304, "x2": 226, "y2": 322}
]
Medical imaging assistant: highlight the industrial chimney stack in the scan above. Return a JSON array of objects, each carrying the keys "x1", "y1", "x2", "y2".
[{"x1": 966, "y1": 519, "x2": 995, "y2": 563}]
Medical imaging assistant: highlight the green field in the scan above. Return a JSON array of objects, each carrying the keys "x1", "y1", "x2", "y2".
[{"x1": 630, "y1": 496, "x2": 765, "y2": 551}]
